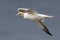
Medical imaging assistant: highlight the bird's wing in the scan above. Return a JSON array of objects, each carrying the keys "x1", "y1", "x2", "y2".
[
  {"x1": 35, "y1": 21, "x2": 52, "y2": 36},
  {"x1": 27, "y1": 9, "x2": 37, "y2": 14}
]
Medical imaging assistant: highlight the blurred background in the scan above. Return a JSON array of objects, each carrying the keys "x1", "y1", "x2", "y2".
[{"x1": 0, "y1": 0, "x2": 60, "y2": 40}]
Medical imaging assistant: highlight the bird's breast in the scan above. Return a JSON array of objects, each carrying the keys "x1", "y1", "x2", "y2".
[{"x1": 24, "y1": 13, "x2": 39, "y2": 20}]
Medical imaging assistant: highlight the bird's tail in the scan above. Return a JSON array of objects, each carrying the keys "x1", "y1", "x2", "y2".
[{"x1": 45, "y1": 15, "x2": 54, "y2": 18}]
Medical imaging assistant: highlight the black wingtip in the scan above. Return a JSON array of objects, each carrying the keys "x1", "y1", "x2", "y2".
[
  {"x1": 47, "y1": 32, "x2": 52, "y2": 36},
  {"x1": 50, "y1": 34, "x2": 52, "y2": 36},
  {"x1": 44, "y1": 29, "x2": 52, "y2": 36},
  {"x1": 36, "y1": 21, "x2": 53, "y2": 36}
]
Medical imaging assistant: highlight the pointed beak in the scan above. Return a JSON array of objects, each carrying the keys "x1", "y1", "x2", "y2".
[
  {"x1": 15, "y1": 13, "x2": 19, "y2": 16},
  {"x1": 15, "y1": 12, "x2": 21, "y2": 16},
  {"x1": 15, "y1": 14, "x2": 18, "y2": 16}
]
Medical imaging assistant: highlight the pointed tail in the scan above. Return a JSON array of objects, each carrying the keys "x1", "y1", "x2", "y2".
[{"x1": 46, "y1": 16, "x2": 54, "y2": 18}]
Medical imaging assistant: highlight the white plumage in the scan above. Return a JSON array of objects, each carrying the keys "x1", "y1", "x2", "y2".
[{"x1": 15, "y1": 8, "x2": 54, "y2": 36}]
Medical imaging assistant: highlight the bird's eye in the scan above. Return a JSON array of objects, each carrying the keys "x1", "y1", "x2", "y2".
[{"x1": 19, "y1": 13, "x2": 21, "y2": 15}]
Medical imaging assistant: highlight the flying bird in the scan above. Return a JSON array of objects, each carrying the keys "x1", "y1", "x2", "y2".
[{"x1": 15, "y1": 8, "x2": 53, "y2": 36}]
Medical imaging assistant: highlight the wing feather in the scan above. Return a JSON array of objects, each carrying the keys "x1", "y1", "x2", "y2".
[
  {"x1": 35, "y1": 21, "x2": 52, "y2": 36},
  {"x1": 27, "y1": 9, "x2": 36, "y2": 14}
]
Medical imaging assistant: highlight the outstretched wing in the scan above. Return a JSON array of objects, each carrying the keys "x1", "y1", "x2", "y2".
[{"x1": 35, "y1": 21, "x2": 52, "y2": 36}]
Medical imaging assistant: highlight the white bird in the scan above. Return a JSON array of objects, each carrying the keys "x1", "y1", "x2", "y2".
[{"x1": 15, "y1": 8, "x2": 53, "y2": 36}]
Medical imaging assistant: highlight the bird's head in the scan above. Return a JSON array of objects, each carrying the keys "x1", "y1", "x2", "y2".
[{"x1": 15, "y1": 8, "x2": 29, "y2": 16}]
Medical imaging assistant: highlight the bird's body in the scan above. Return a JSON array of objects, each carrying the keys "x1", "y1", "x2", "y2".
[
  {"x1": 23, "y1": 12, "x2": 53, "y2": 22},
  {"x1": 24, "y1": 13, "x2": 40, "y2": 20},
  {"x1": 15, "y1": 8, "x2": 53, "y2": 36}
]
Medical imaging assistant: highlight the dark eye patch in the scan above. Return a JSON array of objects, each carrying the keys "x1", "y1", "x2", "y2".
[{"x1": 19, "y1": 10, "x2": 26, "y2": 13}]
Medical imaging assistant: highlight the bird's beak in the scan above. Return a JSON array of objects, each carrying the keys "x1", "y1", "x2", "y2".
[
  {"x1": 15, "y1": 14, "x2": 19, "y2": 16},
  {"x1": 15, "y1": 12, "x2": 21, "y2": 16}
]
